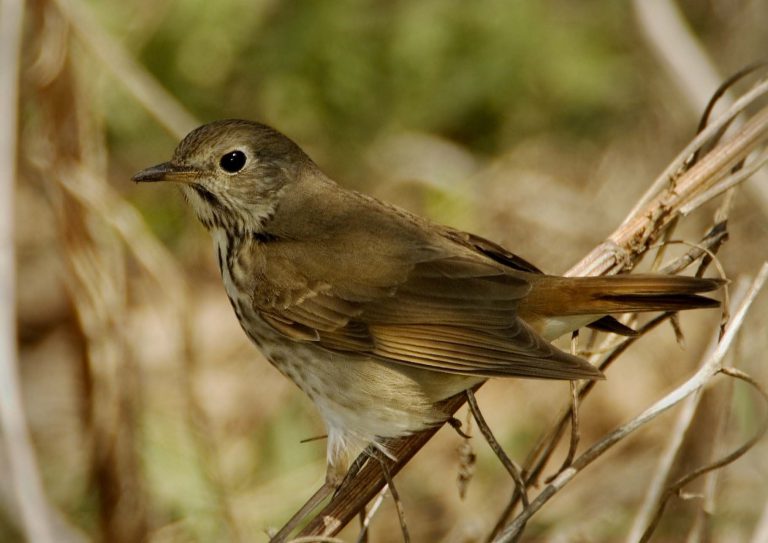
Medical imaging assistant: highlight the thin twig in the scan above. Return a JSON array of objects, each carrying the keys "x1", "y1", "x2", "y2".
[
  {"x1": 357, "y1": 509, "x2": 367, "y2": 543},
  {"x1": 680, "y1": 147, "x2": 768, "y2": 215},
  {"x1": 626, "y1": 216, "x2": 734, "y2": 543},
  {"x1": 466, "y1": 390, "x2": 529, "y2": 508},
  {"x1": 685, "y1": 362, "x2": 735, "y2": 543},
  {"x1": 287, "y1": 537, "x2": 346, "y2": 543},
  {"x1": 572, "y1": 103, "x2": 767, "y2": 278},
  {"x1": 566, "y1": 338, "x2": 581, "y2": 469},
  {"x1": 638, "y1": 368, "x2": 768, "y2": 543},
  {"x1": 354, "y1": 487, "x2": 388, "y2": 543},
  {"x1": 489, "y1": 219, "x2": 728, "y2": 540},
  {"x1": 494, "y1": 262, "x2": 768, "y2": 542},
  {"x1": 650, "y1": 239, "x2": 729, "y2": 283},
  {"x1": 621, "y1": 77, "x2": 768, "y2": 221},
  {"x1": 545, "y1": 335, "x2": 583, "y2": 484},
  {"x1": 626, "y1": 278, "x2": 749, "y2": 543},
  {"x1": 488, "y1": 313, "x2": 672, "y2": 541},
  {"x1": 522, "y1": 217, "x2": 731, "y2": 543},
  {"x1": 456, "y1": 412, "x2": 475, "y2": 500},
  {"x1": 546, "y1": 379, "x2": 580, "y2": 482},
  {"x1": 633, "y1": 0, "x2": 768, "y2": 212},
  {"x1": 378, "y1": 457, "x2": 410, "y2": 543},
  {"x1": 658, "y1": 222, "x2": 728, "y2": 276}
]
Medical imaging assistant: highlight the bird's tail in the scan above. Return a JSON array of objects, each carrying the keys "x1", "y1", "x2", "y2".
[{"x1": 520, "y1": 274, "x2": 724, "y2": 338}]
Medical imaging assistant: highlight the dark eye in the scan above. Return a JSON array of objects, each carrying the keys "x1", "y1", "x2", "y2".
[{"x1": 219, "y1": 150, "x2": 247, "y2": 173}]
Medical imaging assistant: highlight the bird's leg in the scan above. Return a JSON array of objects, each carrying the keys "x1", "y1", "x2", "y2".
[{"x1": 447, "y1": 416, "x2": 472, "y2": 438}]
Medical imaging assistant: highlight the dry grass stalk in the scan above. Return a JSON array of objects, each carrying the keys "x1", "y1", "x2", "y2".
[
  {"x1": 0, "y1": 0, "x2": 60, "y2": 542},
  {"x1": 465, "y1": 390, "x2": 528, "y2": 507},
  {"x1": 353, "y1": 486, "x2": 388, "y2": 543},
  {"x1": 637, "y1": 366, "x2": 768, "y2": 543},
  {"x1": 633, "y1": 0, "x2": 768, "y2": 214},
  {"x1": 626, "y1": 195, "x2": 733, "y2": 542},
  {"x1": 574, "y1": 108, "x2": 768, "y2": 278},
  {"x1": 496, "y1": 264, "x2": 768, "y2": 543},
  {"x1": 488, "y1": 222, "x2": 732, "y2": 540},
  {"x1": 53, "y1": 0, "x2": 198, "y2": 138},
  {"x1": 27, "y1": 0, "x2": 245, "y2": 539},
  {"x1": 27, "y1": 3, "x2": 150, "y2": 539}
]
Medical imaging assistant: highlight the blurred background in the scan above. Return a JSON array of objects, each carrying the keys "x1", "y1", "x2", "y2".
[{"x1": 7, "y1": 0, "x2": 768, "y2": 541}]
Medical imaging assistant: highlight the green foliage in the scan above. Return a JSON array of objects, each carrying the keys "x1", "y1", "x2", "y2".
[
  {"x1": 92, "y1": 0, "x2": 657, "y2": 246},
  {"x1": 125, "y1": 0, "x2": 640, "y2": 162}
]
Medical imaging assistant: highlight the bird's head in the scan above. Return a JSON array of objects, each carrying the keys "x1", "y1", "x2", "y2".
[{"x1": 133, "y1": 119, "x2": 313, "y2": 233}]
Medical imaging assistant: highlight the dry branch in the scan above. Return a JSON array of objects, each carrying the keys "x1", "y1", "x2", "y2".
[
  {"x1": 632, "y1": 0, "x2": 768, "y2": 213},
  {"x1": 495, "y1": 264, "x2": 768, "y2": 542},
  {"x1": 626, "y1": 277, "x2": 746, "y2": 542},
  {"x1": 489, "y1": 213, "x2": 733, "y2": 540},
  {"x1": 466, "y1": 390, "x2": 528, "y2": 508},
  {"x1": 636, "y1": 361, "x2": 768, "y2": 542}
]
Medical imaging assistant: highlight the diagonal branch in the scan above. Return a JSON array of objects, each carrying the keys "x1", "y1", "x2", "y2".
[{"x1": 637, "y1": 366, "x2": 768, "y2": 543}]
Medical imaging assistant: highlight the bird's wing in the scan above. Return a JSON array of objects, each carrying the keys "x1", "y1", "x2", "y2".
[
  {"x1": 445, "y1": 228, "x2": 638, "y2": 336},
  {"x1": 243, "y1": 233, "x2": 601, "y2": 381}
]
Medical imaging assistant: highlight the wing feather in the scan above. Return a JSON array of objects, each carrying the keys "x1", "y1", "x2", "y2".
[
  {"x1": 249, "y1": 247, "x2": 601, "y2": 380},
  {"x1": 369, "y1": 323, "x2": 602, "y2": 379},
  {"x1": 242, "y1": 187, "x2": 601, "y2": 381}
]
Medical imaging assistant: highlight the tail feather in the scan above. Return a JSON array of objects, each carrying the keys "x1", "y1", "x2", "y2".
[
  {"x1": 599, "y1": 292, "x2": 720, "y2": 313},
  {"x1": 587, "y1": 315, "x2": 639, "y2": 336},
  {"x1": 523, "y1": 274, "x2": 724, "y2": 318}
]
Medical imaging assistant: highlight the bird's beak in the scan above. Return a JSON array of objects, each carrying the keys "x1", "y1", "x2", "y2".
[{"x1": 132, "y1": 161, "x2": 198, "y2": 183}]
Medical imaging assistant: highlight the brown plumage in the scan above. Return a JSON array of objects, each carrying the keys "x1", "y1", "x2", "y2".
[{"x1": 133, "y1": 119, "x2": 723, "y2": 487}]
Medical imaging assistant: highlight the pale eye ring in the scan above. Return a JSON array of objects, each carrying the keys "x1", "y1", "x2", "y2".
[{"x1": 219, "y1": 150, "x2": 247, "y2": 173}]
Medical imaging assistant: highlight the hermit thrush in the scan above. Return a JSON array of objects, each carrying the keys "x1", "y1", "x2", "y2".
[{"x1": 133, "y1": 119, "x2": 721, "y2": 487}]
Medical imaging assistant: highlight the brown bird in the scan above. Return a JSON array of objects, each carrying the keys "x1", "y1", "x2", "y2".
[{"x1": 133, "y1": 119, "x2": 721, "y2": 490}]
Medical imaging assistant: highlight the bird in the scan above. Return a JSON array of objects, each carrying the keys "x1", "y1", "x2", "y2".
[{"x1": 133, "y1": 119, "x2": 722, "y2": 491}]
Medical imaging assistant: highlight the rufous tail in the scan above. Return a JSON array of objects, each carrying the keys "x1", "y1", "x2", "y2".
[{"x1": 522, "y1": 274, "x2": 724, "y2": 318}]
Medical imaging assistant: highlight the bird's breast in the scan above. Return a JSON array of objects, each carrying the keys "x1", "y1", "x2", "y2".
[{"x1": 207, "y1": 227, "x2": 479, "y2": 452}]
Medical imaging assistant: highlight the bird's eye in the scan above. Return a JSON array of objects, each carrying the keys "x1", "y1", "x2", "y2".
[{"x1": 219, "y1": 150, "x2": 247, "y2": 173}]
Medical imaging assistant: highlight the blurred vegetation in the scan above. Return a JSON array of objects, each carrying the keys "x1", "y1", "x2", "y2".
[
  {"x1": 11, "y1": 0, "x2": 768, "y2": 542},
  {"x1": 105, "y1": 1, "x2": 654, "y2": 179},
  {"x1": 125, "y1": 2, "x2": 635, "y2": 150}
]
